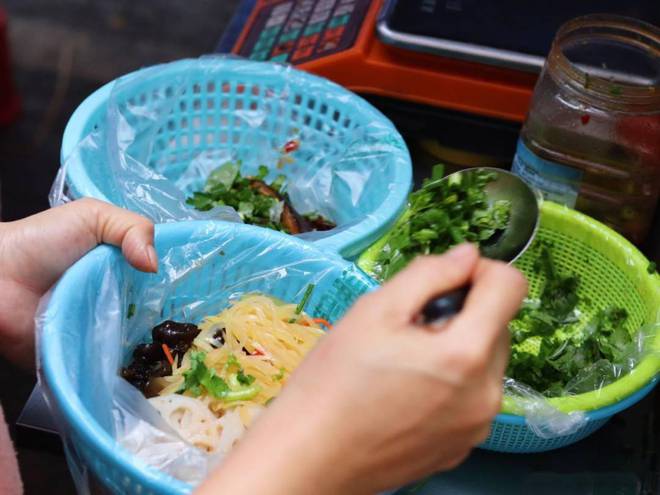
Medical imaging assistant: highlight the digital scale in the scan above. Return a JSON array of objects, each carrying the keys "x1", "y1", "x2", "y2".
[
  {"x1": 219, "y1": 0, "x2": 660, "y2": 178},
  {"x1": 221, "y1": 0, "x2": 659, "y2": 122}
]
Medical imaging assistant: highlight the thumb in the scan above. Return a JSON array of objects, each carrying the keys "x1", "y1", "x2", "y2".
[{"x1": 83, "y1": 198, "x2": 158, "y2": 273}]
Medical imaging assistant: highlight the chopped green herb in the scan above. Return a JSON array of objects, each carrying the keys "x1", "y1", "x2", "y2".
[
  {"x1": 295, "y1": 284, "x2": 315, "y2": 314},
  {"x1": 187, "y1": 162, "x2": 284, "y2": 229},
  {"x1": 226, "y1": 353, "x2": 241, "y2": 370},
  {"x1": 273, "y1": 367, "x2": 286, "y2": 381},
  {"x1": 237, "y1": 370, "x2": 256, "y2": 386},
  {"x1": 183, "y1": 352, "x2": 230, "y2": 398},
  {"x1": 127, "y1": 303, "x2": 136, "y2": 319},
  {"x1": 507, "y1": 248, "x2": 631, "y2": 395},
  {"x1": 182, "y1": 351, "x2": 260, "y2": 401},
  {"x1": 186, "y1": 161, "x2": 335, "y2": 234},
  {"x1": 257, "y1": 165, "x2": 269, "y2": 180},
  {"x1": 361, "y1": 167, "x2": 512, "y2": 281}
]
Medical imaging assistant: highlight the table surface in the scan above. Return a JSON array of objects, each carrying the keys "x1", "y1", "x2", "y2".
[{"x1": 0, "y1": 1, "x2": 658, "y2": 494}]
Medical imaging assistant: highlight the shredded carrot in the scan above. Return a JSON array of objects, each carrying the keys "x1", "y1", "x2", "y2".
[
  {"x1": 312, "y1": 318, "x2": 333, "y2": 329},
  {"x1": 161, "y1": 343, "x2": 175, "y2": 366}
]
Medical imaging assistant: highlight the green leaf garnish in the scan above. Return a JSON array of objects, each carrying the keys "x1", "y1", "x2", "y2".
[
  {"x1": 507, "y1": 248, "x2": 631, "y2": 395},
  {"x1": 295, "y1": 284, "x2": 315, "y2": 315},
  {"x1": 360, "y1": 167, "x2": 512, "y2": 281}
]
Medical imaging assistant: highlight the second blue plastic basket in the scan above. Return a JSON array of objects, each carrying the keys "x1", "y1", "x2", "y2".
[{"x1": 59, "y1": 58, "x2": 412, "y2": 258}]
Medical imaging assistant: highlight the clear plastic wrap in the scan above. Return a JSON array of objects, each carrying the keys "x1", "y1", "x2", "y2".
[
  {"x1": 36, "y1": 221, "x2": 376, "y2": 493},
  {"x1": 500, "y1": 321, "x2": 660, "y2": 439},
  {"x1": 51, "y1": 56, "x2": 411, "y2": 254}
]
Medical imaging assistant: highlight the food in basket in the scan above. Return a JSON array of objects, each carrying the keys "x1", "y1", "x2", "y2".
[
  {"x1": 186, "y1": 161, "x2": 335, "y2": 234},
  {"x1": 507, "y1": 245, "x2": 631, "y2": 396},
  {"x1": 359, "y1": 164, "x2": 643, "y2": 400},
  {"x1": 363, "y1": 165, "x2": 512, "y2": 281},
  {"x1": 121, "y1": 289, "x2": 328, "y2": 454}
]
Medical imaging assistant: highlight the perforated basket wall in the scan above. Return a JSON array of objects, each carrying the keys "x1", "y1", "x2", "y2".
[{"x1": 59, "y1": 58, "x2": 412, "y2": 258}]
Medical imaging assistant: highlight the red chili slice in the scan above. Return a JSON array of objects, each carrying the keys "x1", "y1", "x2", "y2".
[{"x1": 283, "y1": 139, "x2": 300, "y2": 153}]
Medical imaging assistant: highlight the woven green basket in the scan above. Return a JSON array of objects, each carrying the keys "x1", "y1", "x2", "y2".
[{"x1": 503, "y1": 201, "x2": 660, "y2": 413}]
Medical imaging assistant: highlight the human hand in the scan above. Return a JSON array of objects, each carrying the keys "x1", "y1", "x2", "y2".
[
  {"x1": 0, "y1": 198, "x2": 156, "y2": 368},
  {"x1": 197, "y1": 243, "x2": 527, "y2": 495}
]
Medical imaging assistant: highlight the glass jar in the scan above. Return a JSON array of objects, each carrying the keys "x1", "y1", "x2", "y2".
[{"x1": 512, "y1": 15, "x2": 660, "y2": 244}]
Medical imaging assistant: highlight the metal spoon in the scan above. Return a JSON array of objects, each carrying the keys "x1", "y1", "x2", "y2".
[{"x1": 420, "y1": 167, "x2": 540, "y2": 325}]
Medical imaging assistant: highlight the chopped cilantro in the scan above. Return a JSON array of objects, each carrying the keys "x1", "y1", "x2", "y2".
[
  {"x1": 507, "y1": 248, "x2": 631, "y2": 395},
  {"x1": 186, "y1": 161, "x2": 335, "y2": 234},
  {"x1": 183, "y1": 352, "x2": 230, "y2": 398},
  {"x1": 127, "y1": 303, "x2": 136, "y2": 319},
  {"x1": 364, "y1": 166, "x2": 512, "y2": 281},
  {"x1": 186, "y1": 162, "x2": 288, "y2": 231},
  {"x1": 182, "y1": 351, "x2": 260, "y2": 401},
  {"x1": 237, "y1": 370, "x2": 256, "y2": 386},
  {"x1": 226, "y1": 353, "x2": 240, "y2": 370},
  {"x1": 257, "y1": 165, "x2": 269, "y2": 180}
]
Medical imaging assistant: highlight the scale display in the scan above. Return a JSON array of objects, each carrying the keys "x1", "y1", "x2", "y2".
[
  {"x1": 383, "y1": 0, "x2": 660, "y2": 58},
  {"x1": 238, "y1": 0, "x2": 371, "y2": 64}
]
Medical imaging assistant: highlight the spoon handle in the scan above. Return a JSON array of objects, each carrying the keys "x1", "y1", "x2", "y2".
[{"x1": 420, "y1": 287, "x2": 470, "y2": 326}]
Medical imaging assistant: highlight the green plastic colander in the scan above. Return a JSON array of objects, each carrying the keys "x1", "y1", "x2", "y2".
[
  {"x1": 505, "y1": 201, "x2": 660, "y2": 414},
  {"x1": 358, "y1": 200, "x2": 660, "y2": 452}
]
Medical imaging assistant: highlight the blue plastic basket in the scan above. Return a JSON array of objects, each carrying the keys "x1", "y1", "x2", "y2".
[
  {"x1": 39, "y1": 221, "x2": 378, "y2": 494},
  {"x1": 59, "y1": 58, "x2": 412, "y2": 258},
  {"x1": 483, "y1": 378, "x2": 658, "y2": 453}
]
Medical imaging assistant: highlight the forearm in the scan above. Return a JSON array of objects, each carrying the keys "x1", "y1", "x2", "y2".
[
  {"x1": 0, "y1": 224, "x2": 36, "y2": 368},
  {"x1": 0, "y1": 279, "x2": 38, "y2": 368}
]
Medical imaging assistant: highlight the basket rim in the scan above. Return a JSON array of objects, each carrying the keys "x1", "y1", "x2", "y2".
[
  {"x1": 501, "y1": 201, "x2": 660, "y2": 416},
  {"x1": 58, "y1": 57, "x2": 413, "y2": 258},
  {"x1": 39, "y1": 220, "x2": 377, "y2": 493}
]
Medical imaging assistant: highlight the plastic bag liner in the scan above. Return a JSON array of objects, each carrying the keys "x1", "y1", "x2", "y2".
[
  {"x1": 500, "y1": 323, "x2": 660, "y2": 439},
  {"x1": 51, "y1": 56, "x2": 411, "y2": 256},
  {"x1": 36, "y1": 221, "x2": 377, "y2": 493}
]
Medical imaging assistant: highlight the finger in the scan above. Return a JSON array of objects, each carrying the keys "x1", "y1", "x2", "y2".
[
  {"x1": 81, "y1": 198, "x2": 158, "y2": 273},
  {"x1": 444, "y1": 259, "x2": 527, "y2": 348},
  {"x1": 471, "y1": 423, "x2": 493, "y2": 446},
  {"x1": 377, "y1": 244, "x2": 479, "y2": 321},
  {"x1": 489, "y1": 323, "x2": 511, "y2": 379}
]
